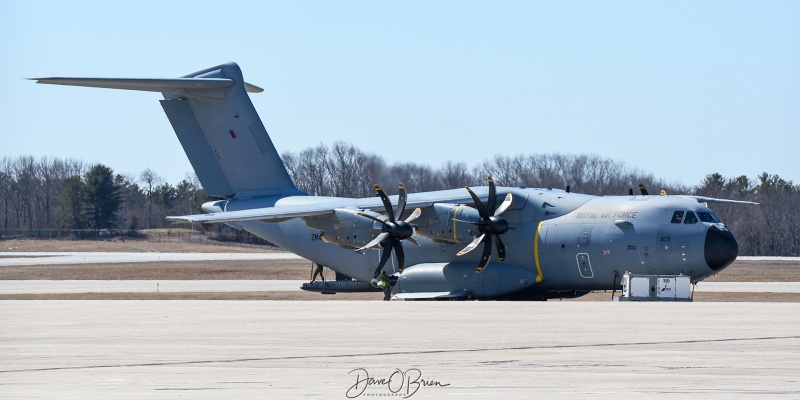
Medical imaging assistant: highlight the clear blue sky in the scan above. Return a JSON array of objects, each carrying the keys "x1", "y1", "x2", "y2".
[{"x1": 2, "y1": 1, "x2": 798, "y2": 188}]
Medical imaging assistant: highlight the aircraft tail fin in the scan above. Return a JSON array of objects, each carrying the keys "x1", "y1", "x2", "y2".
[{"x1": 32, "y1": 62, "x2": 302, "y2": 199}]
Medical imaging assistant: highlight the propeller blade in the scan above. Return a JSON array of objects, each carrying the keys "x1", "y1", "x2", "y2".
[
  {"x1": 493, "y1": 193, "x2": 513, "y2": 216},
  {"x1": 355, "y1": 212, "x2": 387, "y2": 224},
  {"x1": 404, "y1": 208, "x2": 422, "y2": 223},
  {"x1": 493, "y1": 234, "x2": 506, "y2": 262},
  {"x1": 393, "y1": 239, "x2": 405, "y2": 273},
  {"x1": 367, "y1": 184, "x2": 420, "y2": 275},
  {"x1": 456, "y1": 233, "x2": 485, "y2": 256},
  {"x1": 375, "y1": 184, "x2": 396, "y2": 222},
  {"x1": 356, "y1": 232, "x2": 389, "y2": 253},
  {"x1": 395, "y1": 183, "x2": 407, "y2": 222},
  {"x1": 406, "y1": 236, "x2": 420, "y2": 246},
  {"x1": 638, "y1": 183, "x2": 649, "y2": 196},
  {"x1": 374, "y1": 240, "x2": 393, "y2": 275},
  {"x1": 466, "y1": 186, "x2": 489, "y2": 220},
  {"x1": 462, "y1": 176, "x2": 511, "y2": 272},
  {"x1": 487, "y1": 176, "x2": 496, "y2": 214},
  {"x1": 476, "y1": 235, "x2": 492, "y2": 273}
]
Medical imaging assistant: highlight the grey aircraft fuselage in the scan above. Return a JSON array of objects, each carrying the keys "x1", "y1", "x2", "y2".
[
  {"x1": 31, "y1": 62, "x2": 740, "y2": 300},
  {"x1": 208, "y1": 185, "x2": 735, "y2": 299}
]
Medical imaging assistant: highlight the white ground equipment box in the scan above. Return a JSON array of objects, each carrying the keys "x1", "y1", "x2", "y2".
[{"x1": 618, "y1": 272, "x2": 693, "y2": 302}]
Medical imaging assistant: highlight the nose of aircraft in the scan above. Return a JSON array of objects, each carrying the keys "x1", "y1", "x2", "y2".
[{"x1": 704, "y1": 225, "x2": 739, "y2": 271}]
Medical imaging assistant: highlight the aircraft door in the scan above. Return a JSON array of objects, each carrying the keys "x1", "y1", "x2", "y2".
[
  {"x1": 576, "y1": 253, "x2": 594, "y2": 278},
  {"x1": 533, "y1": 225, "x2": 553, "y2": 269},
  {"x1": 536, "y1": 224, "x2": 567, "y2": 278},
  {"x1": 535, "y1": 225, "x2": 549, "y2": 282},
  {"x1": 656, "y1": 226, "x2": 688, "y2": 266}
]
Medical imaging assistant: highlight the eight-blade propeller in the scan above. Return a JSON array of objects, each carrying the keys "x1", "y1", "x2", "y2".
[
  {"x1": 355, "y1": 183, "x2": 421, "y2": 275},
  {"x1": 456, "y1": 176, "x2": 513, "y2": 273}
]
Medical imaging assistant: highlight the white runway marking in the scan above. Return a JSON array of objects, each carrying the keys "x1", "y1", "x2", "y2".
[
  {"x1": 737, "y1": 256, "x2": 800, "y2": 261},
  {"x1": 2, "y1": 280, "x2": 798, "y2": 294},
  {"x1": 695, "y1": 282, "x2": 800, "y2": 293},
  {"x1": 0, "y1": 252, "x2": 302, "y2": 266},
  {"x1": 0, "y1": 280, "x2": 309, "y2": 294}
]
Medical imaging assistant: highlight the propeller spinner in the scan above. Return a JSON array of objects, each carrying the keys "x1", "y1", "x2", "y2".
[
  {"x1": 355, "y1": 183, "x2": 421, "y2": 275},
  {"x1": 456, "y1": 176, "x2": 513, "y2": 273}
]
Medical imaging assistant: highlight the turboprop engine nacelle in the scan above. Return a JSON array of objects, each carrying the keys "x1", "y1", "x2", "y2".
[
  {"x1": 304, "y1": 208, "x2": 382, "y2": 250},
  {"x1": 414, "y1": 203, "x2": 482, "y2": 244}
]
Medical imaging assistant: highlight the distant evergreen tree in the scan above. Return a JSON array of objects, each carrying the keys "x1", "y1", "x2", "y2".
[
  {"x1": 83, "y1": 164, "x2": 122, "y2": 230},
  {"x1": 128, "y1": 215, "x2": 139, "y2": 234},
  {"x1": 60, "y1": 175, "x2": 85, "y2": 231},
  {"x1": 154, "y1": 182, "x2": 178, "y2": 209}
]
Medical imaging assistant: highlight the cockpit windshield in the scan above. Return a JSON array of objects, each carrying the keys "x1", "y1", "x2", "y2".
[
  {"x1": 671, "y1": 210, "x2": 722, "y2": 224},
  {"x1": 697, "y1": 211, "x2": 721, "y2": 223}
]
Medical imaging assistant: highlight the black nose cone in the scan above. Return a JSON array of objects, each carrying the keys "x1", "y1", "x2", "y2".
[{"x1": 704, "y1": 225, "x2": 738, "y2": 272}]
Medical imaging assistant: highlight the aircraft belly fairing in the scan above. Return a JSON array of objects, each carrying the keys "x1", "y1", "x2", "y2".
[{"x1": 394, "y1": 262, "x2": 538, "y2": 299}]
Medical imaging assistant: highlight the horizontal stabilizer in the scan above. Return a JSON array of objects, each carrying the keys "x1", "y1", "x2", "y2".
[
  {"x1": 29, "y1": 77, "x2": 264, "y2": 93},
  {"x1": 167, "y1": 204, "x2": 334, "y2": 223}
]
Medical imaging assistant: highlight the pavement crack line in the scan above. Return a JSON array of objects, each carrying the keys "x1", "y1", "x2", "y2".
[{"x1": 2, "y1": 334, "x2": 799, "y2": 374}]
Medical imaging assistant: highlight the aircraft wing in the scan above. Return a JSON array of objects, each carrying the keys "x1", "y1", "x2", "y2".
[
  {"x1": 167, "y1": 188, "x2": 478, "y2": 224},
  {"x1": 678, "y1": 195, "x2": 760, "y2": 205}
]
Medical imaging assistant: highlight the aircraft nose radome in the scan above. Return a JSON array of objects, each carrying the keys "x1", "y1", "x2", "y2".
[{"x1": 704, "y1": 225, "x2": 739, "y2": 272}]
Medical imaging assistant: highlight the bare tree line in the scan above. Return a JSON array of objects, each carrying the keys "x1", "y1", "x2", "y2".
[
  {"x1": 282, "y1": 142, "x2": 686, "y2": 196},
  {"x1": 2, "y1": 146, "x2": 798, "y2": 256},
  {"x1": 0, "y1": 156, "x2": 202, "y2": 238}
]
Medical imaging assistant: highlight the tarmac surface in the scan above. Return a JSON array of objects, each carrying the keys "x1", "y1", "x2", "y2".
[{"x1": 1, "y1": 301, "x2": 799, "y2": 399}]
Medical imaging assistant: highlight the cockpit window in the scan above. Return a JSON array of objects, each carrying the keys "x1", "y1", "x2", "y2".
[
  {"x1": 684, "y1": 211, "x2": 698, "y2": 224},
  {"x1": 671, "y1": 211, "x2": 684, "y2": 223},
  {"x1": 697, "y1": 211, "x2": 720, "y2": 223}
]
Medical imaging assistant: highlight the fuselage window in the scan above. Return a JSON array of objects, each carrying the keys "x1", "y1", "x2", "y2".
[
  {"x1": 697, "y1": 211, "x2": 720, "y2": 223},
  {"x1": 671, "y1": 211, "x2": 684, "y2": 223},
  {"x1": 684, "y1": 211, "x2": 698, "y2": 224}
]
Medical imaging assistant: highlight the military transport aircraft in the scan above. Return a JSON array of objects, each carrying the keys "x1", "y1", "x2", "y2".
[{"x1": 32, "y1": 62, "x2": 756, "y2": 300}]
